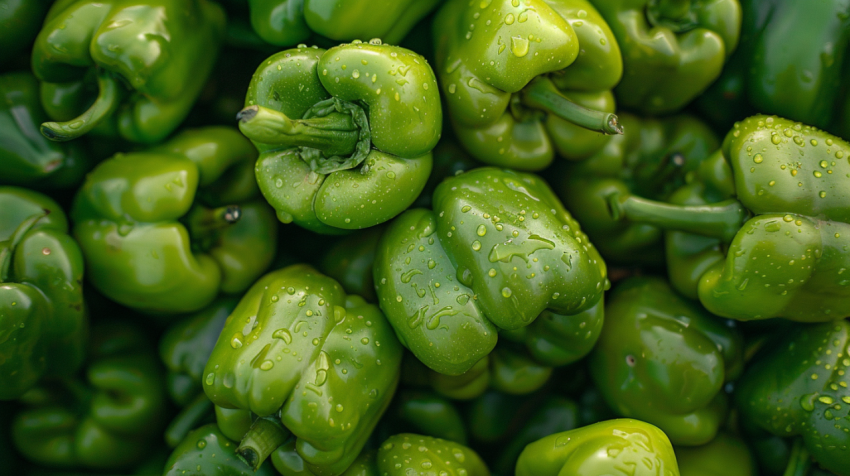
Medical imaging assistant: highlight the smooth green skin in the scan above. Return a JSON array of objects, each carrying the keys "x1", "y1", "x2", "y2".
[
  {"x1": 248, "y1": 0, "x2": 442, "y2": 47},
  {"x1": 589, "y1": 277, "x2": 743, "y2": 446},
  {"x1": 341, "y1": 434, "x2": 490, "y2": 476},
  {"x1": 675, "y1": 432, "x2": 757, "y2": 476},
  {"x1": 374, "y1": 167, "x2": 608, "y2": 376},
  {"x1": 203, "y1": 265, "x2": 403, "y2": 476},
  {"x1": 12, "y1": 322, "x2": 167, "y2": 470},
  {"x1": 556, "y1": 113, "x2": 719, "y2": 265},
  {"x1": 434, "y1": 0, "x2": 623, "y2": 171},
  {"x1": 516, "y1": 419, "x2": 680, "y2": 476},
  {"x1": 591, "y1": 0, "x2": 741, "y2": 115},
  {"x1": 0, "y1": 0, "x2": 50, "y2": 67},
  {"x1": 0, "y1": 187, "x2": 86, "y2": 400},
  {"x1": 31, "y1": 0, "x2": 225, "y2": 144},
  {"x1": 379, "y1": 390, "x2": 468, "y2": 445},
  {"x1": 246, "y1": 43, "x2": 440, "y2": 233},
  {"x1": 164, "y1": 424, "x2": 275, "y2": 476},
  {"x1": 0, "y1": 72, "x2": 93, "y2": 189},
  {"x1": 736, "y1": 320, "x2": 850, "y2": 476},
  {"x1": 72, "y1": 127, "x2": 277, "y2": 315},
  {"x1": 698, "y1": 0, "x2": 850, "y2": 137},
  {"x1": 320, "y1": 228, "x2": 382, "y2": 302}
]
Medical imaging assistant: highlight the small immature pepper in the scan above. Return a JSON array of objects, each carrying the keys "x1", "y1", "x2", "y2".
[
  {"x1": 202, "y1": 265, "x2": 403, "y2": 475},
  {"x1": 374, "y1": 168, "x2": 608, "y2": 377},
  {"x1": 608, "y1": 115, "x2": 850, "y2": 322},
  {"x1": 240, "y1": 41, "x2": 441, "y2": 234},
  {"x1": 31, "y1": 0, "x2": 225, "y2": 144},
  {"x1": 72, "y1": 127, "x2": 277, "y2": 315},
  {"x1": 433, "y1": 0, "x2": 624, "y2": 171}
]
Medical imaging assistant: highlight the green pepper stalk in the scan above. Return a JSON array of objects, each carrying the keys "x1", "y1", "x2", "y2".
[
  {"x1": 521, "y1": 78, "x2": 623, "y2": 136},
  {"x1": 40, "y1": 72, "x2": 126, "y2": 142}
]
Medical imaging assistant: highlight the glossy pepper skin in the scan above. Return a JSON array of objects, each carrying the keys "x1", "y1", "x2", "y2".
[
  {"x1": 0, "y1": 187, "x2": 86, "y2": 400},
  {"x1": 12, "y1": 321, "x2": 167, "y2": 470},
  {"x1": 31, "y1": 0, "x2": 225, "y2": 144},
  {"x1": 247, "y1": 0, "x2": 443, "y2": 47},
  {"x1": 590, "y1": 0, "x2": 741, "y2": 115},
  {"x1": 374, "y1": 167, "x2": 608, "y2": 376},
  {"x1": 72, "y1": 127, "x2": 277, "y2": 315},
  {"x1": 675, "y1": 432, "x2": 757, "y2": 476},
  {"x1": 0, "y1": 0, "x2": 50, "y2": 68},
  {"x1": 609, "y1": 115, "x2": 850, "y2": 322},
  {"x1": 164, "y1": 424, "x2": 276, "y2": 476},
  {"x1": 341, "y1": 434, "x2": 490, "y2": 476},
  {"x1": 203, "y1": 265, "x2": 403, "y2": 475},
  {"x1": 0, "y1": 72, "x2": 93, "y2": 189},
  {"x1": 240, "y1": 42, "x2": 440, "y2": 234},
  {"x1": 589, "y1": 277, "x2": 742, "y2": 445},
  {"x1": 516, "y1": 419, "x2": 680, "y2": 476},
  {"x1": 434, "y1": 0, "x2": 624, "y2": 171},
  {"x1": 736, "y1": 320, "x2": 850, "y2": 476},
  {"x1": 697, "y1": 0, "x2": 850, "y2": 137},
  {"x1": 556, "y1": 113, "x2": 719, "y2": 265}
]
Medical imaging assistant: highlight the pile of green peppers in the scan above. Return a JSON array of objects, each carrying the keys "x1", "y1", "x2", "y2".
[{"x1": 2, "y1": 1, "x2": 849, "y2": 475}]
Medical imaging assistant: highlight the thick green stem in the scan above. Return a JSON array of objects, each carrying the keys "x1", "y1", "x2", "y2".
[
  {"x1": 183, "y1": 205, "x2": 241, "y2": 250},
  {"x1": 606, "y1": 192, "x2": 749, "y2": 242},
  {"x1": 238, "y1": 105, "x2": 359, "y2": 156},
  {"x1": 782, "y1": 439, "x2": 811, "y2": 476},
  {"x1": 164, "y1": 393, "x2": 214, "y2": 448},
  {"x1": 236, "y1": 416, "x2": 291, "y2": 471},
  {"x1": 41, "y1": 72, "x2": 124, "y2": 142},
  {"x1": 0, "y1": 211, "x2": 48, "y2": 282},
  {"x1": 521, "y1": 78, "x2": 623, "y2": 135}
]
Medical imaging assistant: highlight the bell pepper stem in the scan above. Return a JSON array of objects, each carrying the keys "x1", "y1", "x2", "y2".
[
  {"x1": 236, "y1": 416, "x2": 291, "y2": 471},
  {"x1": 782, "y1": 439, "x2": 811, "y2": 476},
  {"x1": 184, "y1": 205, "x2": 242, "y2": 236},
  {"x1": 606, "y1": 192, "x2": 749, "y2": 242},
  {"x1": 164, "y1": 394, "x2": 214, "y2": 448},
  {"x1": 237, "y1": 105, "x2": 360, "y2": 156},
  {"x1": 521, "y1": 78, "x2": 623, "y2": 135},
  {"x1": 0, "y1": 211, "x2": 49, "y2": 282},
  {"x1": 40, "y1": 71, "x2": 124, "y2": 142}
]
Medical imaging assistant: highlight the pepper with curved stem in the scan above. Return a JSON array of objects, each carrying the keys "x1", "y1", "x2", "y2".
[
  {"x1": 521, "y1": 78, "x2": 623, "y2": 136},
  {"x1": 237, "y1": 106, "x2": 359, "y2": 157},
  {"x1": 40, "y1": 72, "x2": 125, "y2": 142}
]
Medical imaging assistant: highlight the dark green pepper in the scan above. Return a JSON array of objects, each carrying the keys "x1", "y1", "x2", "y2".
[
  {"x1": 590, "y1": 0, "x2": 741, "y2": 115},
  {"x1": 374, "y1": 167, "x2": 608, "y2": 376},
  {"x1": 164, "y1": 423, "x2": 276, "y2": 476},
  {"x1": 72, "y1": 127, "x2": 277, "y2": 315},
  {"x1": 202, "y1": 265, "x2": 403, "y2": 474},
  {"x1": 516, "y1": 419, "x2": 680, "y2": 476},
  {"x1": 0, "y1": 0, "x2": 50, "y2": 68},
  {"x1": 0, "y1": 72, "x2": 93, "y2": 189},
  {"x1": 735, "y1": 320, "x2": 850, "y2": 476},
  {"x1": 246, "y1": 0, "x2": 443, "y2": 47},
  {"x1": 31, "y1": 0, "x2": 225, "y2": 143},
  {"x1": 0, "y1": 187, "x2": 86, "y2": 400},
  {"x1": 239, "y1": 42, "x2": 440, "y2": 233},
  {"x1": 609, "y1": 115, "x2": 850, "y2": 322},
  {"x1": 590, "y1": 277, "x2": 742, "y2": 445},
  {"x1": 12, "y1": 321, "x2": 167, "y2": 470},
  {"x1": 377, "y1": 389, "x2": 468, "y2": 445},
  {"x1": 556, "y1": 113, "x2": 719, "y2": 265},
  {"x1": 433, "y1": 0, "x2": 623, "y2": 171},
  {"x1": 319, "y1": 228, "x2": 382, "y2": 303},
  {"x1": 675, "y1": 432, "x2": 757, "y2": 476}
]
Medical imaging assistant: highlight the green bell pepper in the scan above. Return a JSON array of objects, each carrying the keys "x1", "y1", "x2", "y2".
[
  {"x1": 0, "y1": 0, "x2": 50, "y2": 68},
  {"x1": 339, "y1": 433, "x2": 489, "y2": 476},
  {"x1": 164, "y1": 423, "x2": 276, "y2": 476},
  {"x1": 239, "y1": 42, "x2": 440, "y2": 233},
  {"x1": 320, "y1": 228, "x2": 382, "y2": 303},
  {"x1": 0, "y1": 187, "x2": 86, "y2": 400},
  {"x1": 735, "y1": 320, "x2": 850, "y2": 476},
  {"x1": 377, "y1": 389, "x2": 468, "y2": 445},
  {"x1": 675, "y1": 432, "x2": 757, "y2": 476},
  {"x1": 608, "y1": 115, "x2": 850, "y2": 322},
  {"x1": 31, "y1": 0, "x2": 225, "y2": 144},
  {"x1": 413, "y1": 140, "x2": 482, "y2": 209},
  {"x1": 374, "y1": 167, "x2": 608, "y2": 376},
  {"x1": 71, "y1": 127, "x2": 277, "y2": 315},
  {"x1": 590, "y1": 0, "x2": 741, "y2": 115},
  {"x1": 246, "y1": 0, "x2": 443, "y2": 47},
  {"x1": 589, "y1": 277, "x2": 743, "y2": 446},
  {"x1": 556, "y1": 113, "x2": 719, "y2": 265},
  {"x1": 697, "y1": 0, "x2": 850, "y2": 138},
  {"x1": 202, "y1": 265, "x2": 403, "y2": 474},
  {"x1": 0, "y1": 72, "x2": 93, "y2": 189},
  {"x1": 516, "y1": 419, "x2": 680, "y2": 476},
  {"x1": 433, "y1": 0, "x2": 623, "y2": 171},
  {"x1": 12, "y1": 321, "x2": 167, "y2": 470}
]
